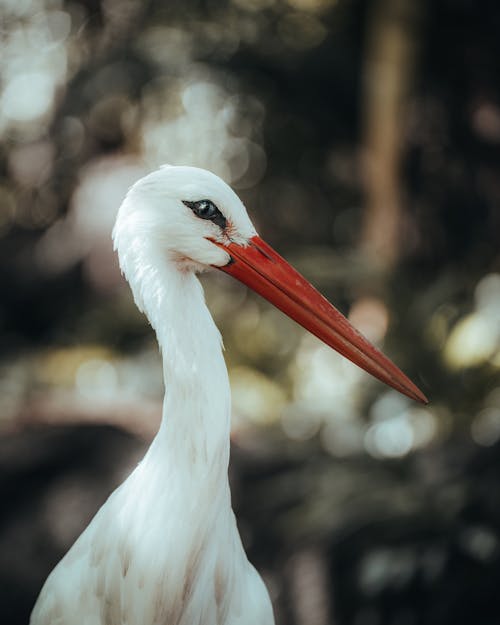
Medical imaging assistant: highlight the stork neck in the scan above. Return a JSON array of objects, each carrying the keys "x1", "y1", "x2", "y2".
[{"x1": 137, "y1": 254, "x2": 231, "y2": 480}]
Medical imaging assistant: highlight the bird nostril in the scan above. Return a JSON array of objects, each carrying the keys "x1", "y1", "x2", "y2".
[{"x1": 249, "y1": 240, "x2": 275, "y2": 263}]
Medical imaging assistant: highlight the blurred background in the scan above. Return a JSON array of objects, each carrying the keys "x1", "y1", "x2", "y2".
[{"x1": 1, "y1": 0, "x2": 499, "y2": 623}]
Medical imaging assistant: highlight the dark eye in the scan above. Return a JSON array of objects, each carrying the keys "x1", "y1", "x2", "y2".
[{"x1": 182, "y1": 199, "x2": 227, "y2": 229}]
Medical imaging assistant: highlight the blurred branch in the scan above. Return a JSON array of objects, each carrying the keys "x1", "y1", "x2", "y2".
[
  {"x1": 14, "y1": 393, "x2": 161, "y2": 441},
  {"x1": 360, "y1": 0, "x2": 421, "y2": 273}
]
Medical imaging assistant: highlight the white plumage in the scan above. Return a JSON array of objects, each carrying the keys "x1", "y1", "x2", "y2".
[
  {"x1": 31, "y1": 165, "x2": 426, "y2": 625},
  {"x1": 31, "y1": 166, "x2": 273, "y2": 625}
]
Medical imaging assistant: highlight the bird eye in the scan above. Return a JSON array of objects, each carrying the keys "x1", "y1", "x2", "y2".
[
  {"x1": 195, "y1": 200, "x2": 216, "y2": 218},
  {"x1": 182, "y1": 199, "x2": 227, "y2": 229}
]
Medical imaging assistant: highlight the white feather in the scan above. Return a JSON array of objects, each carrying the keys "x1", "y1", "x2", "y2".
[{"x1": 31, "y1": 166, "x2": 273, "y2": 625}]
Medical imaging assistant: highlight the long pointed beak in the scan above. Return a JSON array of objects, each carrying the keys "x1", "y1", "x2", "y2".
[{"x1": 213, "y1": 235, "x2": 427, "y2": 404}]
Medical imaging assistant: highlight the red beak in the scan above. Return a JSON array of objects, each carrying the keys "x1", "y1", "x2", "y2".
[{"x1": 213, "y1": 235, "x2": 427, "y2": 404}]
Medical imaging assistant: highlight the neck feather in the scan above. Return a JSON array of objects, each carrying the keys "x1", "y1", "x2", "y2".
[{"x1": 120, "y1": 239, "x2": 232, "y2": 480}]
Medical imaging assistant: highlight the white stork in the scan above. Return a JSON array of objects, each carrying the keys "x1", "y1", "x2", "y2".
[{"x1": 31, "y1": 165, "x2": 427, "y2": 625}]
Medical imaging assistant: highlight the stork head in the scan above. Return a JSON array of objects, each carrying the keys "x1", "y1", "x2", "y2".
[
  {"x1": 114, "y1": 165, "x2": 252, "y2": 272},
  {"x1": 114, "y1": 165, "x2": 427, "y2": 404}
]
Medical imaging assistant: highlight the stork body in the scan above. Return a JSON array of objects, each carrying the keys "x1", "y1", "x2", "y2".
[
  {"x1": 31, "y1": 166, "x2": 426, "y2": 625},
  {"x1": 31, "y1": 167, "x2": 272, "y2": 625}
]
